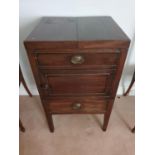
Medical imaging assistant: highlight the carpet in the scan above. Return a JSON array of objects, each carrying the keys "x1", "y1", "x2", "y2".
[{"x1": 19, "y1": 96, "x2": 135, "y2": 155}]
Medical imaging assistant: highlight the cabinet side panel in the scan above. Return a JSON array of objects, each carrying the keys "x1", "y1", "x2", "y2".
[
  {"x1": 111, "y1": 48, "x2": 129, "y2": 98},
  {"x1": 24, "y1": 42, "x2": 43, "y2": 98}
]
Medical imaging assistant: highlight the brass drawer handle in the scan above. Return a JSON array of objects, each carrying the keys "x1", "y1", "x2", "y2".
[
  {"x1": 72, "y1": 103, "x2": 82, "y2": 110},
  {"x1": 71, "y1": 55, "x2": 84, "y2": 64}
]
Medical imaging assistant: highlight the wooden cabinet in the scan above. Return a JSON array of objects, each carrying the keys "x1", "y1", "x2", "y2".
[{"x1": 24, "y1": 17, "x2": 130, "y2": 132}]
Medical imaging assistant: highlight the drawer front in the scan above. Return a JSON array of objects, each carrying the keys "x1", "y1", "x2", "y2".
[
  {"x1": 34, "y1": 49, "x2": 120, "y2": 69},
  {"x1": 44, "y1": 96, "x2": 108, "y2": 114},
  {"x1": 39, "y1": 71, "x2": 114, "y2": 96}
]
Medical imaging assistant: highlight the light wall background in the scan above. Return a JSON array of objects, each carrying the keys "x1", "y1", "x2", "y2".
[{"x1": 19, "y1": 0, "x2": 135, "y2": 95}]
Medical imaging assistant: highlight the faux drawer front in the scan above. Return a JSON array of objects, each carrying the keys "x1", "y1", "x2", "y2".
[
  {"x1": 40, "y1": 72, "x2": 114, "y2": 96},
  {"x1": 34, "y1": 49, "x2": 120, "y2": 69},
  {"x1": 45, "y1": 96, "x2": 108, "y2": 114}
]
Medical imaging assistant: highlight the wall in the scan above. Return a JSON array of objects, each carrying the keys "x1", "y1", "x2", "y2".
[{"x1": 19, "y1": 0, "x2": 135, "y2": 95}]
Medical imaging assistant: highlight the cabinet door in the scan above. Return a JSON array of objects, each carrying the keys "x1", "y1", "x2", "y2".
[{"x1": 39, "y1": 70, "x2": 115, "y2": 97}]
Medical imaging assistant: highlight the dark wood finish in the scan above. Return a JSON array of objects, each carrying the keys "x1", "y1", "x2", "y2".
[
  {"x1": 40, "y1": 72, "x2": 114, "y2": 96},
  {"x1": 19, "y1": 65, "x2": 32, "y2": 97},
  {"x1": 24, "y1": 17, "x2": 130, "y2": 132},
  {"x1": 44, "y1": 96, "x2": 108, "y2": 114},
  {"x1": 123, "y1": 71, "x2": 135, "y2": 133},
  {"x1": 77, "y1": 17, "x2": 130, "y2": 41},
  {"x1": 44, "y1": 108, "x2": 54, "y2": 132},
  {"x1": 19, "y1": 65, "x2": 33, "y2": 132},
  {"x1": 123, "y1": 71, "x2": 135, "y2": 96},
  {"x1": 132, "y1": 126, "x2": 135, "y2": 133},
  {"x1": 26, "y1": 17, "x2": 77, "y2": 41},
  {"x1": 34, "y1": 49, "x2": 119, "y2": 69},
  {"x1": 19, "y1": 119, "x2": 25, "y2": 132},
  {"x1": 26, "y1": 17, "x2": 130, "y2": 42},
  {"x1": 103, "y1": 49, "x2": 128, "y2": 131}
]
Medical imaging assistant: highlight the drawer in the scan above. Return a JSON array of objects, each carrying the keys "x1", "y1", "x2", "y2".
[
  {"x1": 39, "y1": 71, "x2": 114, "y2": 96},
  {"x1": 34, "y1": 49, "x2": 120, "y2": 69},
  {"x1": 44, "y1": 96, "x2": 108, "y2": 114}
]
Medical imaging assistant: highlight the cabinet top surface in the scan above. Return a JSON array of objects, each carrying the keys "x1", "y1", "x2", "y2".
[{"x1": 25, "y1": 16, "x2": 130, "y2": 42}]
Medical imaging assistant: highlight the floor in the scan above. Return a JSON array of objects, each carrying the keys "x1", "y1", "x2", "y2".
[{"x1": 19, "y1": 96, "x2": 135, "y2": 155}]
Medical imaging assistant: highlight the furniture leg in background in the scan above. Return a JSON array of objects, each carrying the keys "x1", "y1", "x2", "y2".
[
  {"x1": 123, "y1": 72, "x2": 135, "y2": 96},
  {"x1": 132, "y1": 126, "x2": 135, "y2": 133},
  {"x1": 123, "y1": 71, "x2": 135, "y2": 133},
  {"x1": 19, "y1": 65, "x2": 32, "y2": 97},
  {"x1": 19, "y1": 65, "x2": 32, "y2": 132},
  {"x1": 19, "y1": 119, "x2": 25, "y2": 132}
]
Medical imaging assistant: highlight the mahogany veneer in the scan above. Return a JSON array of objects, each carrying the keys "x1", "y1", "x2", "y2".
[{"x1": 24, "y1": 16, "x2": 130, "y2": 132}]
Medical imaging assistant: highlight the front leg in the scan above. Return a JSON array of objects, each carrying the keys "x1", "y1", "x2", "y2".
[
  {"x1": 103, "y1": 112, "x2": 111, "y2": 131},
  {"x1": 46, "y1": 112, "x2": 54, "y2": 132},
  {"x1": 42, "y1": 100, "x2": 54, "y2": 132},
  {"x1": 103, "y1": 100, "x2": 114, "y2": 131}
]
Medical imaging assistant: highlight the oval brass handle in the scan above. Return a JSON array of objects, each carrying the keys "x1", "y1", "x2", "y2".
[
  {"x1": 71, "y1": 55, "x2": 84, "y2": 64},
  {"x1": 72, "y1": 103, "x2": 82, "y2": 110}
]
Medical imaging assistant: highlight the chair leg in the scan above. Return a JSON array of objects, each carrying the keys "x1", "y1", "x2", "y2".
[
  {"x1": 19, "y1": 119, "x2": 25, "y2": 132},
  {"x1": 21, "y1": 78, "x2": 32, "y2": 97},
  {"x1": 19, "y1": 65, "x2": 32, "y2": 97},
  {"x1": 131, "y1": 126, "x2": 135, "y2": 133},
  {"x1": 124, "y1": 72, "x2": 135, "y2": 96}
]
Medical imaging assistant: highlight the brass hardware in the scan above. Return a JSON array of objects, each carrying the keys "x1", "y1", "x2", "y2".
[
  {"x1": 72, "y1": 103, "x2": 82, "y2": 110},
  {"x1": 71, "y1": 55, "x2": 84, "y2": 64}
]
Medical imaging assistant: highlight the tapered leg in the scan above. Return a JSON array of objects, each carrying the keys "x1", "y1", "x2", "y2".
[
  {"x1": 19, "y1": 119, "x2": 25, "y2": 132},
  {"x1": 46, "y1": 113, "x2": 54, "y2": 132},
  {"x1": 103, "y1": 112, "x2": 111, "y2": 131},
  {"x1": 103, "y1": 100, "x2": 114, "y2": 131},
  {"x1": 42, "y1": 101, "x2": 54, "y2": 132},
  {"x1": 123, "y1": 72, "x2": 135, "y2": 96}
]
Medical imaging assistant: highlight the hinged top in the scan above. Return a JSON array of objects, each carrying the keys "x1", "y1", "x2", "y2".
[{"x1": 25, "y1": 16, "x2": 130, "y2": 42}]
